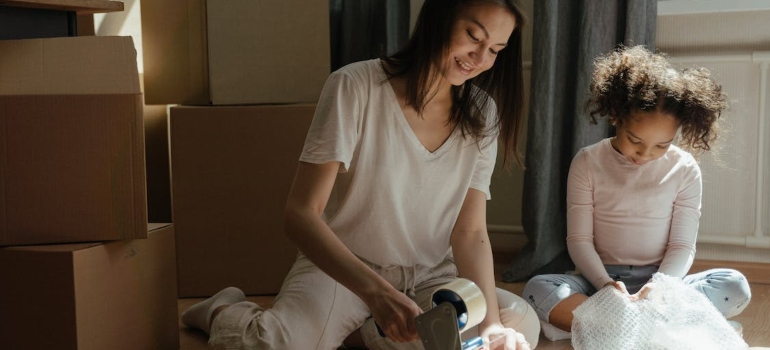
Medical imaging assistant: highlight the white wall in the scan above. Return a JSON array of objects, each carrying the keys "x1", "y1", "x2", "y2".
[
  {"x1": 657, "y1": 2, "x2": 770, "y2": 262},
  {"x1": 94, "y1": 0, "x2": 143, "y2": 73}
]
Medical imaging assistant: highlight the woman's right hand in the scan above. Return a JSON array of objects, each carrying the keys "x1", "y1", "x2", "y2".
[{"x1": 367, "y1": 287, "x2": 423, "y2": 342}]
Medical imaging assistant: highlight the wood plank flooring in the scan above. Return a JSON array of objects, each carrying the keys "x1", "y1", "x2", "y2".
[{"x1": 178, "y1": 255, "x2": 770, "y2": 349}]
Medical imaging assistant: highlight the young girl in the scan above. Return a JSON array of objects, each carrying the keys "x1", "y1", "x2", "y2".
[
  {"x1": 181, "y1": 0, "x2": 539, "y2": 349},
  {"x1": 523, "y1": 45, "x2": 752, "y2": 341}
]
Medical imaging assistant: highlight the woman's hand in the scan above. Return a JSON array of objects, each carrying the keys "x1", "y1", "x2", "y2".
[
  {"x1": 286, "y1": 161, "x2": 421, "y2": 342},
  {"x1": 481, "y1": 323, "x2": 531, "y2": 350},
  {"x1": 367, "y1": 287, "x2": 423, "y2": 342}
]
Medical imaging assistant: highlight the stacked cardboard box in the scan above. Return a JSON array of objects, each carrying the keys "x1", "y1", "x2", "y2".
[
  {"x1": 0, "y1": 224, "x2": 178, "y2": 350},
  {"x1": 0, "y1": 36, "x2": 179, "y2": 349},
  {"x1": 141, "y1": 0, "x2": 330, "y2": 106},
  {"x1": 142, "y1": 0, "x2": 329, "y2": 297},
  {"x1": 0, "y1": 36, "x2": 147, "y2": 245},
  {"x1": 170, "y1": 105, "x2": 314, "y2": 297}
]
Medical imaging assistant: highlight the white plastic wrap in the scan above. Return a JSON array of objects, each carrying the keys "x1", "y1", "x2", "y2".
[{"x1": 572, "y1": 273, "x2": 748, "y2": 350}]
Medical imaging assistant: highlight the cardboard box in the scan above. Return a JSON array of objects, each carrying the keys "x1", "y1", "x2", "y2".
[
  {"x1": 170, "y1": 104, "x2": 314, "y2": 296},
  {"x1": 141, "y1": 0, "x2": 330, "y2": 105},
  {"x1": 0, "y1": 36, "x2": 147, "y2": 245},
  {"x1": 144, "y1": 104, "x2": 172, "y2": 223},
  {"x1": 0, "y1": 224, "x2": 179, "y2": 350}
]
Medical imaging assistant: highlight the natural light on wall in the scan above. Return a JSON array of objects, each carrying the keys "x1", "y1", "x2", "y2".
[
  {"x1": 95, "y1": 0, "x2": 144, "y2": 74},
  {"x1": 657, "y1": 0, "x2": 770, "y2": 263}
]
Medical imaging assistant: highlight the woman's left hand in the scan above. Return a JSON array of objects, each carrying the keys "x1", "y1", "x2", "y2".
[{"x1": 481, "y1": 323, "x2": 531, "y2": 350}]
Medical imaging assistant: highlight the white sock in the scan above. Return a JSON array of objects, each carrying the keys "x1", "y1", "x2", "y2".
[
  {"x1": 540, "y1": 320, "x2": 572, "y2": 341},
  {"x1": 181, "y1": 287, "x2": 246, "y2": 334}
]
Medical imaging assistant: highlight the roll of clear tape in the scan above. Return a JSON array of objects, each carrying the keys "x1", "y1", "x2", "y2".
[{"x1": 430, "y1": 278, "x2": 487, "y2": 333}]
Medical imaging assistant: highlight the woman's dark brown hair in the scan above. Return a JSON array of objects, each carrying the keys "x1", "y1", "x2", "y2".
[{"x1": 382, "y1": 0, "x2": 527, "y2": 168}]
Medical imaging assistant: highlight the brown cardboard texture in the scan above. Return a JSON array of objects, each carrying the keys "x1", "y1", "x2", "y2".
[
  {"x1": 171, "y1": 104, "x2": 314, "y2": 296},
  {"x1": 0, "y1": 36, "x2": 140, "y2": 95},
  {"x1": 0, "y1": 36, "x2": 147, "y2": 245},
  {"x1": 141, "y1": 0, "x2": 330, "y2": 105},
  {"x1": 0, "y1": 224, "x2": 178, "y2": 350}
]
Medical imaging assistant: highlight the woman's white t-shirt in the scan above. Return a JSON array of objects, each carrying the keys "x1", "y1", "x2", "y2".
[{"x1": 299, "y1": 59, "x2": 498, "y2": 267}]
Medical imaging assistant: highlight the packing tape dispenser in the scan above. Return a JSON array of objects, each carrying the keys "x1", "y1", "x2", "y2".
[
  {"x1": 377, "y1": 278, "x2": 489, "y2": 350},
  {"x1": 417, "y1": 278, "x2": 487, "y2": 350}
]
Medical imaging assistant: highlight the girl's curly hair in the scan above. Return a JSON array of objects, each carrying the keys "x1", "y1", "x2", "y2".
[{"x1": 587, "y1": 45, "x2": 727, "y2": 154}]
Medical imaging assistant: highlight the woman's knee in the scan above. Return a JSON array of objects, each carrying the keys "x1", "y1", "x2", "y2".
[{"x1": 497, "y1": 289, "x2": 540, "y2": 348}]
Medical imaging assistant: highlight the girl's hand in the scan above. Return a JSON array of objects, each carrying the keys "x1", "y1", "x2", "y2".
[
  {"x1": 481, "y1": 323, "x2": 531, "y2": 350},
  {"x1": 604, "y1": 280, "x2": 630, "y2": 295},
  {"x1": 367, "y1": 287, "x2": 423, "y2": 342},
  {"x1": 629, "y1": 282, "x2": 656, "y2": 301}
]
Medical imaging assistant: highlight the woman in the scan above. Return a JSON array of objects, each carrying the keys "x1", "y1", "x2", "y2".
[{"x1": 182, "y1": 1, "x2": 538, "y2": 349}]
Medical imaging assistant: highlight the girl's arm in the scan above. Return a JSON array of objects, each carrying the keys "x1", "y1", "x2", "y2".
[
  {"x1": 284, "y1": 161, "x2": 423, "y2": 342},
  {"x1": 658, "y1": 163, "x2": 701, "y2": 278},
  {"x1": 566, "y1": 150, "x2": 614, "y2": 290},
  {"x1": 451, "y1": 188, "x2": 529, "y2": 349}
]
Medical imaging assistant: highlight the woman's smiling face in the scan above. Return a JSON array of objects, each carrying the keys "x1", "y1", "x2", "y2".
[{"x1": 443, "y1": 2, "x2": 516, "y2": 86}]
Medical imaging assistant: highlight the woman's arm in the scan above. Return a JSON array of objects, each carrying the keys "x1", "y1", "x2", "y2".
[
  {"x1": 451, "y1": 188, "x2": 529, "y2": 349},
  {"x1": 451, "y1": 188, "x2": 499, "y2": 327},
  {"x1": 284, "y1": 161, "x2": 422, "y2": 342}
]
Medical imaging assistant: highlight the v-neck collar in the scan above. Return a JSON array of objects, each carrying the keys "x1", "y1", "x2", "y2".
[{"x1": 379, "y1": 63, "x2": 458, "y2": 160}]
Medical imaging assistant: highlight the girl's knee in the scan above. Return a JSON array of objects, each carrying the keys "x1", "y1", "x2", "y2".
[
  {"x1": 694, "y1": 269, "x2": 751, "y2": 318},
  {"x1": 522, "y1": 275, "x2": 554, "y2": 305},
  {"x1": 522, "y1": 275, "x2": 579, "y2": 322}
]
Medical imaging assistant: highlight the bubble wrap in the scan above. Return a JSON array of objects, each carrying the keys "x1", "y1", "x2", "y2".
[{"x1": 571, "y1": 273, "x2": 748, "y2": 350}]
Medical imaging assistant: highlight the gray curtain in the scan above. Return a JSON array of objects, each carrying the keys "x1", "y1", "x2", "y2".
[
  {"x1": 329, "y1": 0, "x2": 410, "y2": 71},
  {"x1": 503, "y1": 0, "x2": 657, "y2": 282}
]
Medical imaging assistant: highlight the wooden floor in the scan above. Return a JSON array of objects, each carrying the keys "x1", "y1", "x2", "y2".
[{"x1": 178, "y1": 254, "x2": 770, "y2": 349}]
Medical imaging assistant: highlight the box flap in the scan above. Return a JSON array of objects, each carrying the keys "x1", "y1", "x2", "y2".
[
  {"x1": 2, "y1": 224, "x2": 169, "y2": 252},
  {"x1": 0, "y1": 36, "x2": 140, "y2": 95}
]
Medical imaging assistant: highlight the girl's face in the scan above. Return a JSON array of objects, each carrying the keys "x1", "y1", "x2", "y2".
[
  {"x1": 444, "y1": 3, "x2": 516, "y2": 86},
  {"x1": 611, "y1": 110, "x2": 680, "y2": 165}
]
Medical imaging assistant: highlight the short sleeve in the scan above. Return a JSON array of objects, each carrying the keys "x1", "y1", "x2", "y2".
[
  {"x1": 299, "y1": 69, "x2": 363, "y2": 172},
  {"x1": 469, "y1": 98, "x2": 499, "y2": 200}
]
